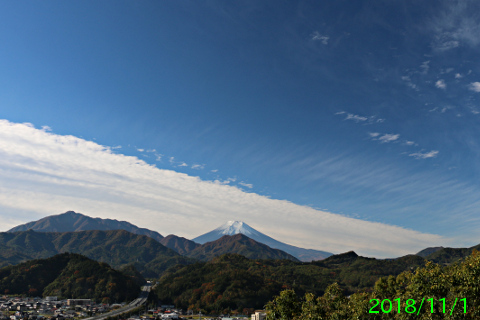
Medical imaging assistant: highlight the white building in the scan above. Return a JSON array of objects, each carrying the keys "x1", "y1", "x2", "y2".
[{"x1": 251, "y1": 310, "x2": 266, "y2": 320}]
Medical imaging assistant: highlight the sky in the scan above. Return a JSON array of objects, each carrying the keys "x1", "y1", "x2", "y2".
[{"x1": 1, "y1": 0, "x2": 480, "y2": 258}]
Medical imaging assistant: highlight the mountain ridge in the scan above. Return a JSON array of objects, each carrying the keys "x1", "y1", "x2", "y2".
[{"x1": 8, "y1": 211, "x2": 164, "y2": 242}]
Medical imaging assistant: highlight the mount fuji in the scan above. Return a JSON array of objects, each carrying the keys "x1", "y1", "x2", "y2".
[{"x1": 192, "y1": 221, "x2": 332, "y2": 261}]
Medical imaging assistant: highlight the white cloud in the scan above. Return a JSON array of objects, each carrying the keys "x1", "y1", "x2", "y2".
[
  {"x1": 41, "y1": 126, "x2": 52, "y2": 132},
  {"x1": 404, "y1": 140, "x2": 415, "y2": 146},
  {"x1": 469, "y1": 107, "x2": 480, "y2": 115},
  {"x1": 401, "y1": 75, "x2": 418, "y2": 90},
  {"x1": 178, "y1": 162, "x2": 188, "y2": 167},
  {"x1": 436, "y1": 39, "x2": 460, "y2": 51},
  {"x1": 191, "y1": 164, "x2": 205, "y2": 170},
  {"x1": 409, "y1": 150, "x2": 439, "y2": 159},
  {"x1": 211, "y1": 169, "x2": 218, "y2": 173},
  {"x1": 346, "y1": 114, "x2": 368, "y2": 122},
  {"x1": 435, "y1": 79, "x2": 447, "y2": 89},
  {"x1": 337, "y1": 112, "x2": 385, "y2": 124},
  {"x1": 468, "y1": 82, "x2": 480, "y2": 92},
  {"x1": 137, "y1": 148, "x2": 145, "y2": 152},
  {"x1": 154, "y1": 153, "x2": 163, "y2": 161},
  {"x1": 0, "y1": 120, "x2": 447, "y2": 257},
  {"x1": 420, "y1": 60, "x2": 430, "y2": 74},
  {"x1": 428, "y1": 106, "x2": 455, "y2": 113},
  {"x1": 311, "y1": 31, "x2": 329, "y2": 45},
  {"x1": 378, "y1": 133, "x2": 400, "y2": 143},
  {"x1": 239, "y1": 182, "x2": 253, "y2": 189},
  {"x1": 455, "y1": 73, "x2": 463, "y2": 79},
  {"x1": 368, "y1": 132, "x2": 380, "y2": 138}
]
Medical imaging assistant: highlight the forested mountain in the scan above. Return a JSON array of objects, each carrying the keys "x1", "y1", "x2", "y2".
[
  {"x1": 8, "y1": 211, "x2": 164, "y2": 242},
  {"x1": 422, "y1": 243, "x2": 480, "y2": 264},
  {"x1": 155, "y1": 251, "x2": 426, "y2": 313},
  {"x1": 0, "y1": 253, "x2": 141, "y2": 302},
  {"x1": 160, "y1": 234, "x2": 201, "y2": 255},
  {"x1": 186, "y1": 234, "x2": 299, "y2": 261},
  {"x1": 0, "y1": 229, "x2": 194, "y2": 277}
]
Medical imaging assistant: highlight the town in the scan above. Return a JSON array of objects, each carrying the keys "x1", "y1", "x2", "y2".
[{"x1": 0, "y1": 295, "x2": 266, "y2": 320}]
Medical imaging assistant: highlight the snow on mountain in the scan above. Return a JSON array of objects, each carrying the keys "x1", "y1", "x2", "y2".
[
  {"x1": 217, "y1": 221, "x2": 257, "y2": 236},
  {"x1": 192, "y1": 221, "x2": 333, "y2": 262}
]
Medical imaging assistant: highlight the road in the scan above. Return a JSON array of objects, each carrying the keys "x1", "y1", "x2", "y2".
[{"x1": 83, "y1": 283, "x2": 152, "y2": 320}]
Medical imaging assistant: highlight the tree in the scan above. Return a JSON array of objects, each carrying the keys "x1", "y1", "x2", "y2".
[{"x1": 265, "y1": 289, "x2": 300, "y2": 320}]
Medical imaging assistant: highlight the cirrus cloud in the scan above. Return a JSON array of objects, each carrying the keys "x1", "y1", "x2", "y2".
[
  {"x1": 378, "y1": 133, "x2": 400, "y2": 143},
  {"x1": 409, "y1": 150, "x2": 439, "y2": 159}
]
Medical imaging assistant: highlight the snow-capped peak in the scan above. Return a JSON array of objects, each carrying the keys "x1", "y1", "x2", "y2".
[
  {"x1": 214, "y1": 221, "x2": 254, "y2": 236},
  {"x1": 192, "y1": 220, "x2": 333, "y2": 261}
]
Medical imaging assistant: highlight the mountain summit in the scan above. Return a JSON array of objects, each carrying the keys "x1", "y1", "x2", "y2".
[
  {"x1": 192, "y1": 221, "x2": 264, "y2": 243},
  {"x1": 218, "y1": 221, "x2": 256, "y2": 235},
  {"x1": 7, "y1": 211, "x2": 164, "y2": 242},
  {"x1": 192, "y1": 221, "x2": 332, "y2": 262}
]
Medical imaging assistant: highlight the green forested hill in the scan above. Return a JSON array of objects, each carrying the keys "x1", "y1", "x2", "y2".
[
  {"x1": 0, "y1": 229, "x2": 195, "y2": 277},
  {"x1": 0, "y1": 253, "x2": 141, "y2": 302},
  {"x1": 154, "y1": 252, "x2": 427, "y2": 313}
]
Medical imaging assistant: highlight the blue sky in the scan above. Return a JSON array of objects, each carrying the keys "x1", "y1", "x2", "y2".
[{"x1": 1, "y1": 0, "x2": 480, "y2": 257}]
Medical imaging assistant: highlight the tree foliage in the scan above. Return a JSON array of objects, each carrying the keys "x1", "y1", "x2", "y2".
[{"x1": 265, "y1": 250, "x2": 480, "y2": 319}]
